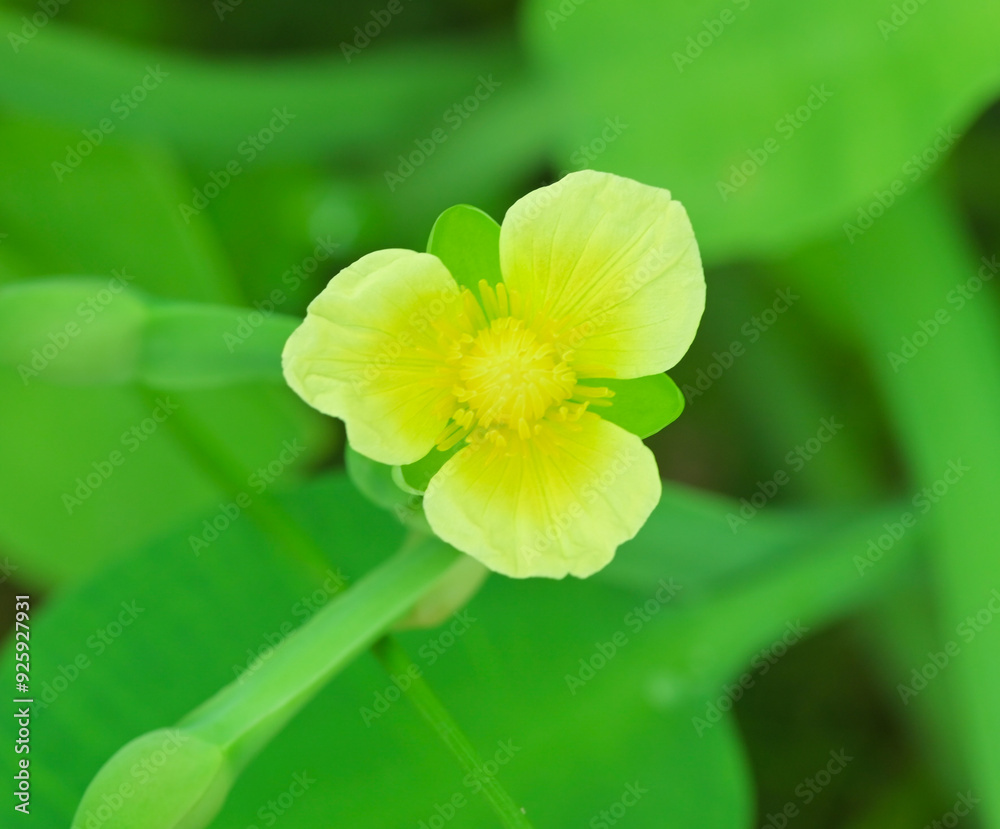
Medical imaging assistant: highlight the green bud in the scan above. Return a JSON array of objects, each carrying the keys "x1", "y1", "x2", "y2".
[
  {"x1": 0, "y1": 277, "x2": 148, "y2": 385},
  {"x1": 71, "y1": 728, "x2": 232, "y2": 829},
  {"x1": 140, "y1": 302, "x2": 298, "y2": 389}
]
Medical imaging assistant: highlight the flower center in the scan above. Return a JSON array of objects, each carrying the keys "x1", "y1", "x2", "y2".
[
  {"x1": 435, "y1": 281, "x2": 612, "y2": 453},
  {"x1": 460, "y1": 317, "x2": 575, "y2": 431}
]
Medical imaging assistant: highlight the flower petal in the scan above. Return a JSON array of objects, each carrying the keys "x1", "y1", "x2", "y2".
[
  {"x1": 499, "y1": 170, "x2": 705, "y2": 378},
  {"x1": 423, "y1": 414, "x2": 661, "y2": 578},
  {"x1": 282, "y1": 249, "x2": 462, "y2": 465}
]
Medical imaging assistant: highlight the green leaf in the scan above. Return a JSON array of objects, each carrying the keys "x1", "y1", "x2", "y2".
[
  {"x1": 426, "y1": 204, "x2": 503, "y2": 292},
  {"x1": 0, "y1": 13, "x2": 519, "y2": 168},
  {"x1": 519, "y1": 0, "x2": 1000, "y2": 261},
  {"x1": 788, "y1": 185, "x2": 1000, "y2": 827},
  {"x1": 0, "y1": 119, "x2": 239, "y2": 302},
  {"x1": 581, "y1": 373, "x2": 685, "y2": 439},
  {"x1": 73, "y1": 540, "x2": 460, "y2": 829},
  {"x1": 2, "y1": 472, "x2": 752, "y2": 828},
  {"x1": 0, "y1": 119, "x2": 328, "y2": 586}
]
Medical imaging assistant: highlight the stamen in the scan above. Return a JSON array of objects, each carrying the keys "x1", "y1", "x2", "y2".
[
  {"x1": 478, "y1": 280, "x2": 500, "y2": 320},
  {"x1": 461, "y1": 289, "x2": 487, "y2": 331},
  {"x1": 435, "y1": 288, "x2": 594, "y2": 454},
  {"x1": 495, "y1": 282, "x2": 510, "y2": 317}
]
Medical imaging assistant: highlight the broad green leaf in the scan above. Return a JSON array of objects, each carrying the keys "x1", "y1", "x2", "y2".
[
  {"x1": 636, "y1": 504, "x2": 917, "y2": 696},
  {"x1": 73, "y1": 540, "x2": 460, "y2": 829},
  {"x1": 0, "y1": 119, "x2": 239, "y2": 301},
  {"x1": 426, "y1": 204, "x2": 503, "y2": 291},
  {"x1": 520, "y1": 0, "x2": 1000, "y2": 261},
  {"x1": 0, "y1": 13, "x2": 519, "y2": 167},
  {"x1": 0, "y1": 119, "x2": 330, "y2": 586},
  {"x1": 1, "y1": 473, "x2": 752, "y2": 828},
  {"x1": 580, "y1": 374, "x2": 685, "y2": 439},
  {"x1": 787, "y1": 184, "x2": 1000, "y2": 826}
]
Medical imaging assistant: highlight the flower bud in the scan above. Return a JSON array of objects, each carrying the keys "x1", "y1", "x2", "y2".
[
  {"x1": 0, "y1": 277, "x2": 147, "y2": 385},
  {"x1": 71, "y1": 728, "x2": 232, "y2": 829}
]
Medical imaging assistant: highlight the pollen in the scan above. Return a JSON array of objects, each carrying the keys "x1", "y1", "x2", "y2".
[{"x1": 435, "y1": 281, "x2": 610, "y2": 453}]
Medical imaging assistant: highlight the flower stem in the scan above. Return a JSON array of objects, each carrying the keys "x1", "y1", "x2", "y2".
[
  {"x1": 139, "y1": 385, "x2": 532, "y2": 822},
  {"x1": 372, "y1": 637, "x2": 536, "y2": 829},
  {"x1": 181, "y1": 537, "x2": 460, "y2": 771}
]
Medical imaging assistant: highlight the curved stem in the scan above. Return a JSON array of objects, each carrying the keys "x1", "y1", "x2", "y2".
[
  {"x1": 373, "y1": 637, "x2": 537, "y2": 829},
  {"x1": 181, "y1": 538, "x2": 459, "y2": 771}
]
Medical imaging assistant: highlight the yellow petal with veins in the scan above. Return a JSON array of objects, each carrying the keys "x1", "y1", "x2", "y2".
[
  {"x1": 500, "y1": 170, "x2": 705, "y2": 379},
  {"x1": 423, "y1": 413, "x2": 661, "y2": 579},
  {"x1": 282, "y1": 249, "x2": 464, "y2": 465}
]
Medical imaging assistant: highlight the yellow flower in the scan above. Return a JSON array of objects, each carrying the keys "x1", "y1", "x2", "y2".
[{"x1": 283, "y1": 171, "x2": 705, "y2": 578}]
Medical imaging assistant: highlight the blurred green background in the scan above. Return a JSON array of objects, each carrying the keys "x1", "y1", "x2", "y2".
[{"x1": 1, "y1": 0, "x2": 999, "y2": 826}]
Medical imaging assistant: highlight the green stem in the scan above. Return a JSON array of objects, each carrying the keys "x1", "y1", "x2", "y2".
[
  {"x1": 373, "y1": 638, "x2": 536, "y2": 829},
  {"x1": 143, "y1": 385, "x2": 531, "y2": 821},
  {"x1": 182, "y1": 538, "x2": 460, "y2": 771}
]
